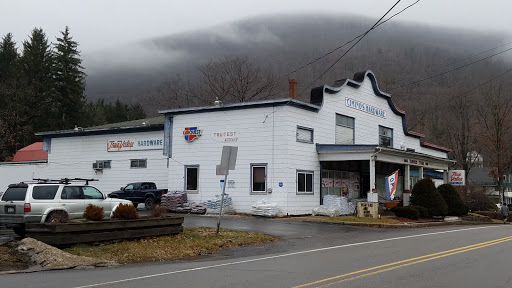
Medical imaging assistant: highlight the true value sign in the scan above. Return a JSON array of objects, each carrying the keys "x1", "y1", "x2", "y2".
[
  {"x1": 448, "y1": 170, "x2": 465, "y2": 186},
  {"x1": 107, "y1": 138, "x2": 164, "y2": 152}
]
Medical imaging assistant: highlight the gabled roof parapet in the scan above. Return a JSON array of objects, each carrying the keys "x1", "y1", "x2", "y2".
[{"x1": 311, "y1": 70, "x2": 424, "y2": 139}]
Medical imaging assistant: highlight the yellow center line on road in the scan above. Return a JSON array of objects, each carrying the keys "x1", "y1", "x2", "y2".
[{"x1": 291, "y1": 235, "x2": 512, "y2": 288}]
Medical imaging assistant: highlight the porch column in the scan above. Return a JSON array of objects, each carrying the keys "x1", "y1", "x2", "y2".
[
  {"x1": 403, "y1": 164, "x2": 411, "y2": 206},
  {"x1": 418, "y1": 166, "x2": 424, "y2": 180},
  {"x1": 443, "y1": 170, "x2": 448, "y2": 184},
  {"x1": 368, "y1": 155, "x2": 377, "y2": 202}
]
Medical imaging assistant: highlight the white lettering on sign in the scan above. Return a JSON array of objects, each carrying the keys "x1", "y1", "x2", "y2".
[{"x1": 345, "y1": 98, "x2": 386, "y2": 118}]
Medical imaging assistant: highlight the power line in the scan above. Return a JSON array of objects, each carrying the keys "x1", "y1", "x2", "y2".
[
  {"x1": 300, "y1": 0, "x2": 406, "y2": 92},
  {"x1": 429, "y1": 40, "x2": 512, "y2": 73},
  {"x1": 278, "y1": 0, "x2": 420, "y2": 81},
  {"x1": 389, "y1": 46, "x2": 512, "y2": 91}
]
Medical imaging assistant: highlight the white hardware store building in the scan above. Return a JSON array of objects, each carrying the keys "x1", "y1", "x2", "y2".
[{"x1": 1, "y1": 71, "x2": 453, "y2": 215}]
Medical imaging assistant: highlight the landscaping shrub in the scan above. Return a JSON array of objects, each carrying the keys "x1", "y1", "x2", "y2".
[
  {"x1": 438, "y1": 184, "x2": 468, "y2": 216},
  {"x1": 113, "y1": 203, "x2": 139, "y2": 219},
  {"x1": 394, "y1": 206, "x2": 420, "y2": 220},
  {"x1": 149, "y1": 204, "x2": 167, "y2": 218},
  {"x1": 467, "y1": 189, "x2": 497, "y2": 212},
  {"x1": 410, "y1": 178, "x2": 448, "y2": 216},
  {"x1": 408, "y1": 205, "x2": 430, "y2": 218},
  {"x1": 83, "y1": 204, "x2": 104, "y2": 221}
]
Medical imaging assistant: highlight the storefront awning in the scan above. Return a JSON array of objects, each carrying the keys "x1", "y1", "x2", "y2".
[{"x1": 316, "y1": 144, "x2": 455, "y2": 170}]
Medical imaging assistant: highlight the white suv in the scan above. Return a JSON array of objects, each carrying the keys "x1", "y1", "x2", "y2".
[{"x1": 0, "y1": 179, "x2": 132, "y2": 235}]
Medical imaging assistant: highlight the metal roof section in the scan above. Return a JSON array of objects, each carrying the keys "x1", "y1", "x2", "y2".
[
  {"x1": 12, "y1": 142, "x2": 48, "y2": 162},
  {"x1": 313, "y1": 70, "x2": 426, "y2": 139},
  {"x1": 467, "y1": 167, "x2": 496, "y2": 186},
  {"x1": 35, "y1": 116, "x2": 164, "y2": 137},
  {"x1": 158, "y1": 98, "x2": 321, "y2": 115}
]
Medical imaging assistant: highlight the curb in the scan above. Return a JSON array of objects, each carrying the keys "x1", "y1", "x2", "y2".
[{"x1": 279, "y1": 219, "x2": 498, "y2": 228}]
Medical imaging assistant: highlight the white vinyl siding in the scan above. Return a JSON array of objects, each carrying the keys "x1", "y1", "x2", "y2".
[{"x1": 336, "y1": 114, "x2": 354, "y2": 144}]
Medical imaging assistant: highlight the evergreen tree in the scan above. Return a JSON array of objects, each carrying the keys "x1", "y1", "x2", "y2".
[
  {"x1": 0, "y1": 33, "x2": 18, "y2": 83},
  {"x1": 127, "y1": 103, "x2": 146, "y2": 120},
  {"x1": 410, "y1": 178, "x2": 448, "y2": 217},
  {"x1": 21, "y1": 28, "x2": 54, "y2": 134},
  {"x1": 53, "y1": 26, "x2": 86, "y2": 130},
  {"x1": 0, "y1": 34, "x2": 31, "y2": 161},
  {"x1": 438, "y1": 184, "x2": 468, "y2": 216}
]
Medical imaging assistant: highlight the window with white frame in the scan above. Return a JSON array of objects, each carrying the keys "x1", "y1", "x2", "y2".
[
  {"x1": 336, "y1": 114, "x2": 354, "y2": 144},
  {"x1": 379, "y1": 126, "x2": 393, "y2": 148},
  {"x1": 251, "y1": 164, "x2": 267, "y2": 194},
  {"x1": 185, "y1": 165, "x2": 199, "y2": 193},
  {"x1": 297, "y1": 170, "x2": 314, "y2": 194},
  {"x1": 130, "y1": 159, "x2": 147, "y2": 168},
  {"x1": 296, "y1": 126, "x2": 314, "y2": 143}
]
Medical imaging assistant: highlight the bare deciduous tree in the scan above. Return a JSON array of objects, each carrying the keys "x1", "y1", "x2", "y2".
[
  {"x1": 146, "y1": 74, "x2": 198, "y2": 110},
  {"x1": 196, "y1": 56, "x2": 278, "y2": 105},
  {"x1": 476, "y1": 83, "x2": 512, "y2": 202}
]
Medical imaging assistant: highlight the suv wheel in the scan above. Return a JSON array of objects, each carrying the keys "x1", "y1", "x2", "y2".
[
  {"x1": 144, "y1": 197, "x2": 155, "y2": 210},
  {"x1": 46, "y1": 211, "x2": 70, "y2": 224}
]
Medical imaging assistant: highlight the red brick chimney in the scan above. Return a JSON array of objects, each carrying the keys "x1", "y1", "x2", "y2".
[{"x1": 289, "y1": 79, "x2": 298, "y2": 99}]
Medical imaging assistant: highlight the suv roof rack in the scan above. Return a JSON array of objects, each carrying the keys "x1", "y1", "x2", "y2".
[{"x1": 33, "y1": 178, "x2": 99, "y2": 185}]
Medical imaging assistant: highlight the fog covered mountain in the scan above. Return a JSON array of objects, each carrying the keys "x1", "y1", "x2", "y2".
[{"x1": 83, "y1": 13, "x2": 511, "y2": 125}]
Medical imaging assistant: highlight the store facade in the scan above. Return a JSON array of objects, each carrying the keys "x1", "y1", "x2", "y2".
[{"x1": 160, "y1": 70, "x2": 454, "y2": 215}]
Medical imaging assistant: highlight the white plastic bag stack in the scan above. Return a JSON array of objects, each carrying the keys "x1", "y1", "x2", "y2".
[
  {"x1": 205, "y1": 194, "x2": 234, "y2": 215},
  {"x1": 312, "y1": 195, "x2": 354, "y2": 217},
  {"x1": 339, "y1": 196, "x2": 352, "y2": 215},
  {"x1": 312, "y1": 206, "x2": 339, "y2": 217},
  {"x1": 251, "y1": 199, "x2": 280, "y2": 217}
]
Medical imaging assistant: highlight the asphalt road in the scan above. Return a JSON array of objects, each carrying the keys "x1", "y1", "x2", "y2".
[{"x1": 2, "y1": 217, "x2": 512, "y2": 288}]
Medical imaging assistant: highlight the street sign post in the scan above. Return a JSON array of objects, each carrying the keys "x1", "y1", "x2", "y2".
[{"x1": 216, "y1": 146, "x2": 238, "y2": 234}]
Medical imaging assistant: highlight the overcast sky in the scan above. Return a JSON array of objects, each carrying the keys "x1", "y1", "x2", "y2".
[{"x1": 2, "y1": 0, "x2": 511, "y2": 53}]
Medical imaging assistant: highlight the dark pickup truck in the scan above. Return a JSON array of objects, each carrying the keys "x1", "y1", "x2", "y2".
[{"x1": 108, "y1": 182, "x2": 168, "y2": 210}]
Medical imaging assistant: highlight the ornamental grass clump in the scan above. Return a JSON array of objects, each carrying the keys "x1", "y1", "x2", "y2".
[
  {"x1": 149, "y1": 204, "x2": 167, "y2": 218},
  {"x1": 113, "y1": 203, "x2": 139, "y2": 220},
  {"x1": 83, "y1": 204, "x2": 104, "y2": 221},
  {"x1": 437, "y1": 184, "x2": 468, "y2": 216},
  {"x1": 410, "y1": 178, "x2": 448, "y2": 217}
]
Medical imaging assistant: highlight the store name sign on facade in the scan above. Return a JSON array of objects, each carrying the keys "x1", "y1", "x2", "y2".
[
  {"x1": 403, "y1": 159, "x2": 429, "y2": 166},
  {"x1": 213, "y1": 131, "x2": 238, "y2": 142},
  {"x1": 107, "y1": 139, "x2": 164, "y2": 152},
  {"x1": 345, "y1": 98, "x2": 386, "y2": 118}
]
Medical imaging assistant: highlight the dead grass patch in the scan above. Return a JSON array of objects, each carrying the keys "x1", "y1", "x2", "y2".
[{"x1": 63, "y1": 228, "x2": 277, "y2": 263}]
